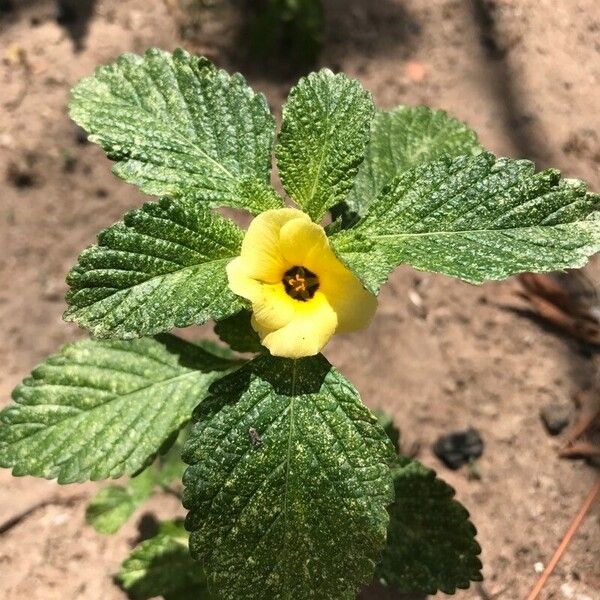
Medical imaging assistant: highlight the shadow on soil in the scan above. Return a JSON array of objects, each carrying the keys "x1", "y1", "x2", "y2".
[
  {"x1": 468, "y1": 0, "x2": 547, "y2": 166},
  {"x1": 359, "y1": 583, "x2": 427, "y2": 600},
  {"x1": 470, "y1": 0, "x2": 600, "y2": 400},
  {"x1": 173, "y1": 0, "x2": 419, "y2": 82},
  {"x1": 0, "y1": 0, "x2": 98, "y2": 51}
]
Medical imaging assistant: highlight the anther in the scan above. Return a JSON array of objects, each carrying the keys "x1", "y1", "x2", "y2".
[{"x1": 283, "y1": 266, "x2": 319, "y2": 301}]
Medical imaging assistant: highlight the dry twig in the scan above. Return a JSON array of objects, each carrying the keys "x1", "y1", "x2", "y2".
[
  {"x1": 559, "y1": 390, "x2": 600, "y2": 459},
  {"x1": 515, "y1": 273, "x2": 600, "y2": 345},
  {"x1": 526, "y1": 478, "x2": 600, "y2": 600},
  {"x1": 515, "y1": 274, "x2": 600, "y2": 459},
  {"x1": 3, "y1": 44, "x2": 31, "y2": 111}
]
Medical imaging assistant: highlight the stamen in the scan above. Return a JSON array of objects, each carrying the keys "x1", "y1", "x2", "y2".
[{"x1": 283, "y1": 266, "x2": 319, "y2": 301}]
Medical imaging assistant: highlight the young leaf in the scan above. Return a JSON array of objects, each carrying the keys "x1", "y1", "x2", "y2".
[
  {"x1": 70, "y1": 48, "x2": 282, "y2": 213},
  {"x1": 65, "y1": 197, "x2": 244, "y2": 339},
  {"x1": 376, "y1": 457, "x2": 482, "y2": 594},
  {"x1": 277, "y1": 69, "x2": 375, "y2": 221},
  {"x1": 118, "y1": 520, "x2": 212, "y2": 600},
  {"x1": 183, "y1": 353, "x2": 394, "y2": 600},
  {"x1": 86, "y1": 467, "x2": 156, "y2": 535},
  {"x1": 332, "y1": 153, "x2": 600, "y2": 292},
  {"x1": 213, "y1": 309, "x2": 263, "y2": 353},
  {"x1": 0, "y1": 335, "x2": 239, "y2": 483},
  {"x1": 153, "y1": 431, "x2": 188, "y2": 489},
  {"x1": 86, "y1": 438, "x2": 186, "y2": 534},
  {"x1": 346, "y1": 106, "x2": 482, "y2": 216}
]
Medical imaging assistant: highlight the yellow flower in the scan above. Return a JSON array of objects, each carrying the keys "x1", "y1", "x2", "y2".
[{"x1": 227, "y1": 208, "x2": 377, "y2": 358}]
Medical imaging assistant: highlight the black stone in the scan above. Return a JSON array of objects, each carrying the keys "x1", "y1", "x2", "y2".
[{"x1": 433, "y1": 427, "x2": 484, "y2": 470}]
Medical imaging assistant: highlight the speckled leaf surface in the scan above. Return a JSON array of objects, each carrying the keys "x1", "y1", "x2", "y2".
[
  {"x1": 213, "y1": 309, "x2": 263, "y2": 354},
  {"x1": 276, "y1": 69, "x2": 374, "y2": 221},
  {"x1": 70, "y1": 48, "x2": 282, "y2": 213},
  {"x1": 0, "y1": 336, "x2": 238, "y2": 483},
  {"x1": 377, "y1": 457, "x2": 482, "y2": 595},
  {"x1": 374, "y1": 409, "x2": 401, "y2": 454},
  {"x1": 118, "y1": 520, "x2": 212, "y2": 600},
  {"x1": 346, "y1": 106, "x2": 482, "y2": 216},
  {"x1": 332, "y1": 153, "x2": 600, "y2": 292},
  {"x1": 65, "y1": 197, "x2": 244, "y2": 339},
  {"x1": 182, "y1": 353, "x2": 394, "y2": 600}
]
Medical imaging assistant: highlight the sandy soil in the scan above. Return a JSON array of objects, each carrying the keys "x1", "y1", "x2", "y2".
[{"x1": 1, "y1": 1, "x2": 599, "y2": 599}]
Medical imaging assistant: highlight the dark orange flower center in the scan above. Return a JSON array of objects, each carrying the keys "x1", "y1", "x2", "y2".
[{"x1": 283, "y1": 266, "x2": 319, "y2": 301}]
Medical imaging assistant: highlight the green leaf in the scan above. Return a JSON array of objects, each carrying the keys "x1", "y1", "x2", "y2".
[
  {"x1": 64, "y1": 196, "x2": 244, "y2": 339},
  {"x1": 0, "y1": 335, "x2": 238, "y2": 483},
  {"x1": 70, "y1": 48, "x2": 282, "y2": 214},
  {"x1": 346, "y1": 106, "x2": 481, "y2": 216},
  {"x1": 86, "y1": 436, "x2": 187, "y2": 534},
  {"x1": 153, "y1": 431, "x2": 188, "y2": 489},
  {"x1": 213, "y1": 309, "x2": 262, "y2": 353},
  {"x1": 373, "y1": 409, "x2": 401, "y2": 454},
  {"x1": 118, "y1": 520, "x2": 212, "y2": 600},
  {"x1": 377, "y1": 457, "x2": 482, "y2": 595},
  {"x1": 183, "y1": 353, "x2": 394, "y2": 600},
  {"x1": 332, "y1": 153, "x2": 600, "y2": 292},
  {"x1": 277, "y1": 69, "x2": 375, "y2": 221},
  {"x1": 86, "y1": 467, "x2": 157, "y2": 534}
]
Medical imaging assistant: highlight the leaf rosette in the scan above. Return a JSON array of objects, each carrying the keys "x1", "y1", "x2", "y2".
[{"x1": 62, "y1": 51, "x2": 600, "y2": 354}]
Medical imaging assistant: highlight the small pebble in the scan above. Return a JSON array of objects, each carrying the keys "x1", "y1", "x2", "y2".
[
  {"x1": 7, "y1": 159, "x2": 38, "y2": 188},
  {"x1": 407, "y1": 289, "x2": 427, "y2": 319},
  {"x1": 561, "y1": 583, "x2": 575, "y2": 599},
  {"x1": 540, "y1": 402, "x2": 573, "y2": 435},
  {"x1": 534, "y1": 561, "x2": 544, "y2": 573}
]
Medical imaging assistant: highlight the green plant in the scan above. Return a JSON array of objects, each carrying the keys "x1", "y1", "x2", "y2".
[{"x1": 1, "y1": 48, "x2": 599, "y2": 599}]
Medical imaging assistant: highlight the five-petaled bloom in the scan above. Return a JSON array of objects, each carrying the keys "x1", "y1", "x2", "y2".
[{"x1": 227, "y1": 208, "x2": 377, "y2": 358}]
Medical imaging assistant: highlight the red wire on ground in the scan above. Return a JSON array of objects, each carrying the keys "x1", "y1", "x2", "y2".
[{"x1": 526, "y1": 478, "x2": 600, "y2": 600}]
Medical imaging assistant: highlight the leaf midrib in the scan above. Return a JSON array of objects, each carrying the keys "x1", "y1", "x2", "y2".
[
  {"x1": 304, "y1": 92, "x2": 333, "y2": 217},
  {"x1": 111, "y1": 56, "x2": 245, "y2": 180},
  {"x1": 69, "y1": 257, "x2": 232, "y2": 305},
  {"x1": 88, "y1": 67, "x2": 238, "y2": 183},
  {"x1": 281, "y1": 360, "x2": 298, "y2": 599},
  {"x1": 6, "y1": 369, "x2": 205, "y2": 442},
  {"x1": 339, "y1": 218, "x2": 595, "y2": 245}
]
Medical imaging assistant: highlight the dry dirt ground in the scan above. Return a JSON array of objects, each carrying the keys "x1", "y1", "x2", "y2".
[{"x1": 1, "y1": 1, "x2": 600, "y2": 599}]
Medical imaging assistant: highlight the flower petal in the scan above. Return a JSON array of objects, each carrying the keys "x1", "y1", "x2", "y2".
[
  {"x1": 252, "y1": 283, "x2": 298, "y2": 331},
  {"x1": 259, "y1": 292, "x2": 338, "y2": 358},
  {"x1": 228, "y1": 207, "x2": 378, "y2": 358},
  {"x1": 320, "y1": 270, "x2": 378, "y2": 333},
  {"x1": 226, "y1": 257, "x2": 261, "y2": 302},
  {"x1": 280, "y1": 221, "x2": 378, "y2": 334},
  {"x1": 240, "y1": 208, "x2": 309, "y2": 282},
  {"x1": 279, "y1": 218, "x2": 328, "y2": 267}
]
